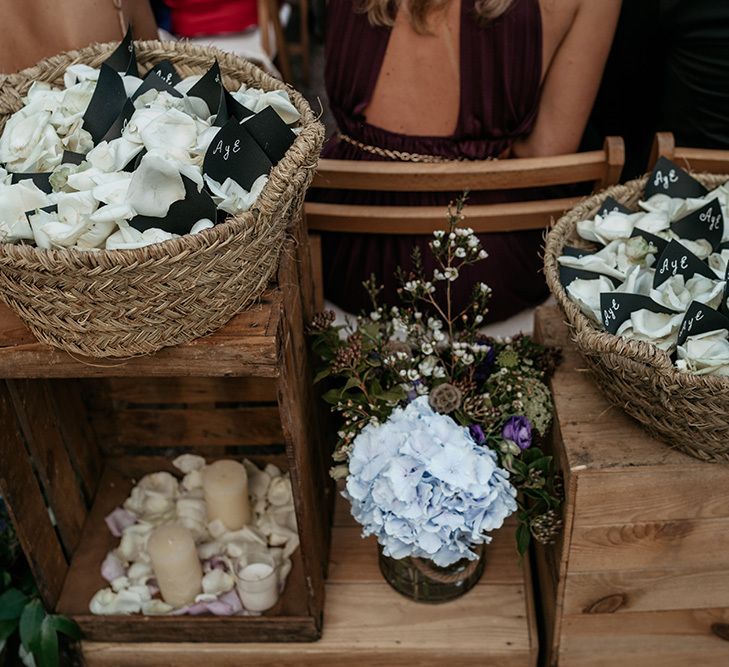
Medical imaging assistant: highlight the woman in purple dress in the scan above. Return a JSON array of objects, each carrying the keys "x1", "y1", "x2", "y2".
[{"x1": 312, "y1": 0, "x2": 620, "y2": 321}]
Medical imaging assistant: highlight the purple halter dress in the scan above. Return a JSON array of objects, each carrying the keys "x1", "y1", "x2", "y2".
[{"x1": 312, "y1": 0, "x2": 549, "y2": 321}]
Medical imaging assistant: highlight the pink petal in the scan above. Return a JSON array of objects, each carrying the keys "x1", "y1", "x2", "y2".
[
  {"x1": 147, "y1": 584, "x2": 160, "y2": 597},
  {"x1": 105, "y1": 508, "x2": 137, "y2": 537},
  {"x1": 101, "y1": 552, "x2": 126, "y2": 582},
  {"x1": 206, "y1": 600, "x2": 234, "y2": 616},
  {"x1": 218, "y1": 589, "x2": 243, "y2": 613}
]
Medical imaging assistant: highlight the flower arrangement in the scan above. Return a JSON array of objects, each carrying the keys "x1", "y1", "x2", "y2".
[{"x1": 310, "y1": 197, "x2": 563, "y2": 579}]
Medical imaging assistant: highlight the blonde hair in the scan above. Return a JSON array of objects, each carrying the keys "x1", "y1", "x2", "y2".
[{"x1": 359, "y1": 0, "x2": 515, "y2": 34}]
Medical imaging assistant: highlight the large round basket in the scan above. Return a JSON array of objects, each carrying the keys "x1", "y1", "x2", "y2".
[
  {"x1": 544, "y1": 172, "x2": 729, "y2": 463},
  {"x1": 0, "y1": 41, "x2": 324, "y2": 358}
]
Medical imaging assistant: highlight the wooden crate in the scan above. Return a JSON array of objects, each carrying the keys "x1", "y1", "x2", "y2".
[
  {"x1": 533, "y1": 305, "x2": 729, "y2": 667},
  {"x1": 80, "y1": 496, "x2": 538, "y2": 666},
  {"x1": 0, "y1": 241, "x2": 334, "y2": 644}
]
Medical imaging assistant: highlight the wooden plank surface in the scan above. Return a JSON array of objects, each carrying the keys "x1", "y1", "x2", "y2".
[
  {"x1": 0, "y1": 381, "x2": 68, "y2": 608},
  {"x1": 0, "y1": 291, "x2": 282, "y2": 378},
  {"x1": 103, "y1": 377, "x2": 278, "y2": 405},
  {"x1": 563, "y1": 565, "x2": 729, "y2": 615},
  {"x1": 102, "y1": 406, "x2": 284, "y2": 450},
  {"x1": 558, "y1": 608, "x2": 729, "y2": 667},
  {"x1": 6, "y1": 379, "x2": 88, "y2": 555},
  {"x1": 81, "y1": 500, "x2": 536, "y2": 666}
]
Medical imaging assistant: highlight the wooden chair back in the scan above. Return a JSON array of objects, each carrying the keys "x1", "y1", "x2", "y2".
[
  {"x1": 304, "y1": 137, "x2": 625, "y2": 307},
  {"x1": 649, "y1": 131, "x2": 729, "y2": 173}
]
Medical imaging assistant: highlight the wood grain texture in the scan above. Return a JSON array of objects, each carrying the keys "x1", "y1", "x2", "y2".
[
  {"x1": 563, "y1": 565, "x2": 729, "y2": 615},
  {"x1": 306, "y1": 198, "x2": 581, "y2": 234},
  {"x1": 50, "y1": 379, "x2": 103, "y2": 504},
  {"x1": 559, "y1": 608, "x2": 729, "y2": 667},
  {"x1": 103, "y1": 377, "x2": 278, "y2": 405},
  {"x1": 310, "y1": 151, "x2": 615, "y2": 192},
  {"x1": 6, "y1": 379, "x2": 88, "y2": 554},
  {"x1": 101, "y1": 406, "x2": 284, "y2": 450},
  {"x1": 0, "y1": 292, "x2": 282, "y2": 378},
  {"x1": 0, "y1": 381, "x2": 68, "y2": 608},
  {"x1": 80, "y1": 510, "x2": 536, "y2": 667}
]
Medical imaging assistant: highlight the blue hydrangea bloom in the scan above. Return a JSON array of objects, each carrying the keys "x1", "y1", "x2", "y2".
[{"x1": 344, "y1": 397, "x2": 517, "y2": 567}]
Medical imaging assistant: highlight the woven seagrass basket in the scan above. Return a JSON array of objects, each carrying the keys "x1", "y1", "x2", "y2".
[
  {"x1": 544, "y1": 172, "x2": 729, "y2": 463},
  {"x1": 0, "y1": 40, "x2": 324, "y2": 358}
]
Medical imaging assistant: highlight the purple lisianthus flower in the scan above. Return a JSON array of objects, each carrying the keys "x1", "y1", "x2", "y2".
[
  {"x1": 502, "y1": 416, "x2": 532, "y2": 450},
  {"x1": 469, "y1": 424, "x2": 487, "y2": 445}
]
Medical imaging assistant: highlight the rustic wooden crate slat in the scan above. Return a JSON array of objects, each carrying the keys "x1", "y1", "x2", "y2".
[
  {"x1": 6, "y1": 378, "x2": 88, "y2": 555},
  {"x1": 102, "y1": 377, "x2": 279, "y2": 404},
  {"x1": 0, "y1": 235, "x2": 333, "y2": 647},
  {"x1": 99, "y1": 406, "x2": 284, "y2": 450},
  {"x1": 562, "y1": 565, "x2": 729, "y2": 614},
  {"x1": 533, "y1": 304, "x2": 729, "y2": 666},
  {"x1": 559, "y1": 608, "x2": 729, "y2": 667},
  {"x1": 79, "y1": 498, "x2": 537, "y2": 667},
  {"x1": 0, "y1": 291, "x2": 282, "y2": 378},
  {"x1": 0, "y1": 381, "x2": 68, "y2": 607},
  {"x1": 50, "y1": 379, "x2": 103, "y2": 504}
]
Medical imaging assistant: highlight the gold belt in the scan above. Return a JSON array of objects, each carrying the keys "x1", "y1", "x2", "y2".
[{"x1": 337, "y1": 132, "x2": 494, "y2": 164}]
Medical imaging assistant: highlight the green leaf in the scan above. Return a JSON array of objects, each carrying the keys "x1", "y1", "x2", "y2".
[
  {"x1": 313, "y1": 368, "x2": 330, "y2": 384},
  {"x1": 343, "y1": 376, "x2": 361, "y2": 392},
  {"x1": 48, "y1": 615, "x2": 80, "y2": 641},
  {"x1": 515, "y1": 522, "x2": 531, "y2": 557},
  {"x1": 0, "y1": 571, "x2": 11, "y2": 590},
  {"x1": 19, "y1": 599, "x2": 45, "y2": 653},
  {"x1": 36, "y1": 615, "x2": 59, "y2": 667},
  {"x1": 0, "y1": 618, "x2": 18, "y2": 642},
  {"x1": 322, "y1": 388, "x2": 343, "y2": 405},
  {"x1": 0, "y1": 588, "x2": 29, "y2": 620}
]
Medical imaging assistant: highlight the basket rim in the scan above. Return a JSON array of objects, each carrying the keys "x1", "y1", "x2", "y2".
[
  {"x1": 0, "y1": 39, "x2": 323, "y2": 269},
  {"x1": 544, "y1": 170, "x2": 729, "y2": 392}
]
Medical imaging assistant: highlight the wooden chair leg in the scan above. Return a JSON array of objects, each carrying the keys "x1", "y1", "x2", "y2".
[
  {"x1": 299, "y1": 0, "x2": 310, "y2": 85},
  {"x1": 258, "y1": 0, "x2": 271, "y2": 59},
  {"x1": 596, "y1": 135, "x2": 625, "y2": 189},
  {"x1": 649, "y1": 131, "x2": 676, "y2": 172},
  {"x1": 308, "y1": 233, "x2": 324, "y2": 313},
  {"x1": 269, "y1": 0, "x2": 293, "y2": 83}
]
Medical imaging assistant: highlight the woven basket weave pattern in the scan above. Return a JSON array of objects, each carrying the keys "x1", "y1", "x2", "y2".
[
  {"x1": 544, "y1": 173, "x2": 729, "y2": 463},
  {"x1": 0, "y1": 40, "x2": 324, "y2": 357}
]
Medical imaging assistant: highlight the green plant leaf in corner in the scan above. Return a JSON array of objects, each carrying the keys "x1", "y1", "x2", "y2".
[
  {"x1": 0, "y1": 588, "x2": 29, "y2": 620},
  {"x1": 515, "y1": 522, "x2": 531, "y2": 557},
  {"x1": 48, "y1": 615, "x2": 80, "y2": 641},
  {"x1": 19, "y1": 599, "x2": 45, "y2": 653},
  {"x1": 0, "y1": 618, "x2": 18, "y2": 642},
  {"x1": 36, "y1": 615, "x2": 59, "y2": 667}
]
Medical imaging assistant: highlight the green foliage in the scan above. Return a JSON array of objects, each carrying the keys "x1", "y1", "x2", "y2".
[{"x1": 0, "y1": 501, "x2": 79, "y2": 666}]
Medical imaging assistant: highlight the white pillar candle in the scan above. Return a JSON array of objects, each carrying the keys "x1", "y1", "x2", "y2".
[
  {"x1": 203, "y1": 460, "x2": 251, "y2": 530},
  {"x1": 147, "y1": 524, "x2": 203, "y2": 607},
  {"x1": 237, "y1": 559, "x2": 279, "y2": 612}
]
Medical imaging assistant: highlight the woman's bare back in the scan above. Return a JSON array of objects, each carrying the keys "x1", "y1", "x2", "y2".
[
  {"x1": 364, "y1": 0, "x2": 619, "y2": 152},
  {"x1": 0, "y1": 0, "x2": 157, "y2": 73}
]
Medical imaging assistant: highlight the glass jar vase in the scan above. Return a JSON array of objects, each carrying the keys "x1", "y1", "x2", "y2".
[{"x1": 377, "y1": 544, "x2": 485, "y2": 603}]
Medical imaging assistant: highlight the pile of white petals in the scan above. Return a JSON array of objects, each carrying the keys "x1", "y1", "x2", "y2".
[
  {"x1": 0, "y1": 63, "x2": 300, "y2": 250},
  {"x1": 559, "y1": 176, "x2": 729, "y2": 374},
  {"x1": 89, "y1": 455, "x2": 299, "y2": 616}
]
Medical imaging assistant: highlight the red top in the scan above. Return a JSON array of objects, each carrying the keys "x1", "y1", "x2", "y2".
[{"x1": 165, "y1": 0, "x2": 259, "y2": 37}]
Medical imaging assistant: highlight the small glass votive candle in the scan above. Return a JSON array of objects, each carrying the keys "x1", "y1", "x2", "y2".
[{"x1": 237, "y1": 552, "x2": 279, "y2": 612}]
